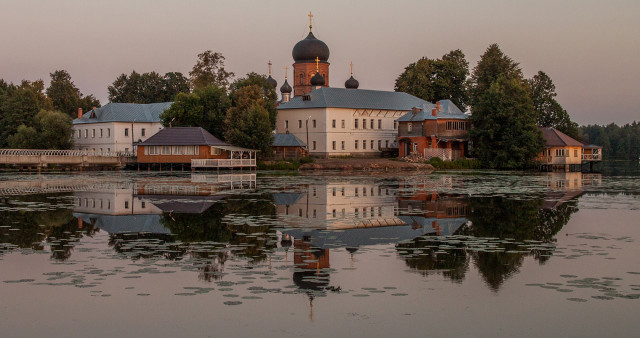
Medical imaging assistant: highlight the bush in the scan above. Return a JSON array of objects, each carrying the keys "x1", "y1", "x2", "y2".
[
  {"x1": 299, "y1": 156, "x2": 314, "y2": 164},
  {"x1": 426, "y1": 157, "x2": 481, "y2": 169}
]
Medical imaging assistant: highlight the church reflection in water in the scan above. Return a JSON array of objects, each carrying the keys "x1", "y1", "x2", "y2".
[{"x1": 0, "y1": 172, "x2": 602, "y2": 294}]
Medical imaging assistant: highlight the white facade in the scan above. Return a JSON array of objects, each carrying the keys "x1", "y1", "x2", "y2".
[
  {"x1": 275, "y1": 107, "x2": 405, "y2": 157},
  {"x1": 73, "y1": 122, "x2": 163, "y2": 154},
  {"x1": 74, "y1": 188, "x2": 162, "y2": 216}
]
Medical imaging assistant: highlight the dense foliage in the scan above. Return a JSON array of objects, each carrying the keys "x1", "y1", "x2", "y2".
[
  {"x1": 189, "y1": 50, "x2": 235, "y2": 90},
  {"x1": 527, "y1": 71, "x2": 580, "y2": 140},
  {"x1": 108, "y1": 71, "x2": 189, "y2": 103},
  {"x1": 395, "y1": 50, "x2": 470, "y2": 111},
  {"x1": 0, "y1": 80, "x2": 52, "y2": 147},
  {"x1": 8, "y1": 110, "x2": 74, "y2": 149},
  {"x1": 225, "y1": 85, "x2": 274, "y2": 155},
  {"x1": 46, "y1": 70, "x2": 100, "y2": 118},
  {"x1": 580, "y1": 122, "x2": 640, "y2": 160}
]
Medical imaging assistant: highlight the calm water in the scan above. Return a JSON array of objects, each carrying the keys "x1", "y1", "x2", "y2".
[{"x1": 1, "y1": 170, "x2": 639, "y2": 337}]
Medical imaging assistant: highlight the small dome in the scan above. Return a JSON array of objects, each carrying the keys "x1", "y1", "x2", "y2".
[
  {"x1": 292, "y1": 32, "x2": 330, "y2": 63},
  {"x1": 345, "y1": 76, "x2": 359, "y2": 89},
  {"x1": 266, "y1": 75, "x2": 277, "y2": 88},
  {"x1": 310, "y1": 72, "x2": 325, "y2": 86},
  {"x1": 280, "y1": 79, "x2": 292, "y2": 93}
]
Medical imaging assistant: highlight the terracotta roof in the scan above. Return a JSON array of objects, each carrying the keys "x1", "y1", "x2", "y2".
[
  {"x1": 139, "y1": 127, "x2": 227, "y2": 146},
  {"x1": 540, "y1": 127, "x2": 583, "y2": 147}
]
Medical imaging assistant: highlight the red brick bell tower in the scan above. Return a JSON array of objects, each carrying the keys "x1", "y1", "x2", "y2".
[{"x1": 292, "y1": 12, "x2": 330, "y2": 96}]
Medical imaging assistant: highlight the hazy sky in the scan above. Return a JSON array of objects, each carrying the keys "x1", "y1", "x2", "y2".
[{"x1": 1, "y1": 0, "x2": 638, "y2": 125}]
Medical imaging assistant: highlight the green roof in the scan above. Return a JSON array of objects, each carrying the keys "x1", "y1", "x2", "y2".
[
  {"x1": 277, "y1": 87, "x2": 427, "y2": 111},
  {"x1": 73, "y1": 102, "x2": 173, "y2": 124}
]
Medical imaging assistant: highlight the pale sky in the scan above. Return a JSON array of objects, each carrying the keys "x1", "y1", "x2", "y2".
[{"x1": 1, "y1": 0, "x2": 638, "y2": 125}]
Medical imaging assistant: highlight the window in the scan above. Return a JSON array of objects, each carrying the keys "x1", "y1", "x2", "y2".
[
  {"x1": 141, "y1": 202, "x2": 146, "y2": 209},
  {"x1": 386, "y1": 140, "x2": 389, "y2": 148},
  {"x1": 210, "y1": 147, "x2": 221, "y2": 155},
  {"x1": 92, "y1": 129, "x2": 95, "y2": 138},
  {"x1": 299, "y1": 73, "x2": 304, "y2": 85},
  {"x1": 298, "y1": 120, "x2": 302, "y2": 128},
  {"x1": 355, "y1": 140, "x2": 359, "y2": 149},
  {"x1": 312, "y1": 141, "x2": 316, "y2": 150},
  {"x1": 371, "y1": 140, "x2": 374, "y2": 149},
  {"x1": 363, "y1": 119, "x2": 367, "y2": 129},
  {"x1": 100, "y1": 129, "x2": 103, "y2": 138},
  {"x1": 172, "y1": 146, "x2": 182, "y2": 155},
  {"x1": 84, "y1": 130, "x2": 88, "y2": 138},
  {"x1": 313, "y1": 209, "x2": 317, "y2": 218},
  {"x1": 370, "y1": 119, "x2": 374, "y2": 129},
  {"x1": 394, "y1": 120, "x2": 398, "y2": 129},
  {"x1": 161, "y1": 146, "x2": 171, "y2": 155},
  {"x1": 341, "y1": 120, "x2": 345, "y2": 128},
  {"x1": 184, "y1": 146, "x2": 195, "y2": 155},
  {"x1": 408, "y1": 123, "x2": 413, "y2": 132},
  {"x1": 363, "y1": 140, "x2": 367, "y2": 150},
  {"x1": 107, "y1": 148, "x2": 110, "y2": 152},
  {"x1": 378, "y1": 140, "x2": 381, "y2": 150},
  {"x1": 574, "y1": 149, "x2": 578, "y2": 157},
  {"x1": 124, "y1": 201, "x2": 129, "y2": 209},
  {"x1": 141, "y1": 128, "x2": 146, "y2": 137},
  {"x1": 332, "y1": 119, "x2": 336, "y2": 128},
  {"x1": 285, "y1": 120, "x2": 289, "y2": 129},
  {"x1": 355, "y1": 119, "x2": 359, "y2": 129},
  {"x1": 341, "y1": 141, "x2": 345, "y2": 150},
  {"x1": 107, "y1": 128, "x2": 111, "y2": 137},
  {"x1": 77, "y1": 130, "x2": 81, "y2": 138},
  {"x1": 413, "y1": 143, "x2": 418, "y2": 152},
  {"x1": 378, "y1": 119, "x2": 382, "y2": 129},
  {"x1": 124, "y1": 128, "x2": 129, "y2": 136},
  {"x1": 332, "y1": 209, "x2": 336, "y2": 218},
  {"x1": 124, "y1": 148, "x2": 129, "y2": 153},
  {"x1": 355, "y1": 188, "x2": 359, "y2": 197},
  {"x1": 332, "y1": 188, "x2": 336, "y2": 196},
  {"x1": 332, "y1": 141, "x2": 336, "y2": 150},
  {"x1": 312, "y1": 120, "x2": 316, "y2": 128}
]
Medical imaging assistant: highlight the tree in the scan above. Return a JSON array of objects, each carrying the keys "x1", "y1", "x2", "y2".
[
  {"x1": 527, "y1": 71, "x2": 580, "y2": 140},
  {"x1": 469, "y1": 75, "x2": 543, "y2": 169},
  {"x1": 108, "y1": 71, "x2": 188, "y2": 104},
  {"x1": 469, "y1": 44, "x2": 523, "y2": 106},
  {"x1": 395, "y1": 50, "x2": 470, "y2": 110},
  {"x1": 189, "y1": 51, "x2": 234, "y2": 90},
  {"x1": 160, "y1": 85, "x2": 231, "y2": 140},
  {"x1": 230, "y1": 72, "x2": 278, "y2": 129},
  {"x1": 224, "y1": 85, "x2": 273, "y2": 155},
  {"x1": 0, "y1": 80, "x2": 51, "y2": 147},
  {"x1": 46, "y1": 70, "x2": 81, "y2": 117},
  {"x1": 8, "y1": 110, "x2": 73, "y2": 149}
]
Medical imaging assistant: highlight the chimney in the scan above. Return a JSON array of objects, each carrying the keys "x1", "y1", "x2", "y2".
[
  {"x1": 77, "y1": 108, "x2": 83, "y2": 119},
  {"x1": 436, "y1": 101, "x2": 441, "y2": 112},
  {"x1": 411, "y1": 107, "x2": 420, "y2": 115},
  {"x1": 432, "y1": 107, "x2": 437, "y2": 117}
]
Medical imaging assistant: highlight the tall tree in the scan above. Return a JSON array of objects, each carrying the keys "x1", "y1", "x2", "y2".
[
  {"x1": 469, "y1": 75, "x2": 543, "y2": 169},
  {"x1": 527, "y1": 71, "x2": 580, "y2": 140},
  {"x1": 108, "y1": 71, "x2": 190, "y2": 103},
  {"x1": 8, "y1": 110, "x2": 73, "y2": 149},
  {"x1": 0, "y1": 80, "x2": 51, "y2": 147},
  {"x1": 395, "y1": 50, "x2": 470, "y2": 110},
  {"x1": 46, "y1": 70, "x2": 81, "y2": 117},
  {"x1": 189, "y1": 51, "x2": 234, "y2": 90},
  {"x1": 230, "y1": 73, "x2": 278, "y2": 129},
  {"x1": 224, "y1": 85, "x2": 273, "y2": 155},
  {"x1": 469, "y1": 44, "x2": 522, "y2": 105},
  {"x1": 163, "y1": 72, "x2": 190, "y2": 100}
]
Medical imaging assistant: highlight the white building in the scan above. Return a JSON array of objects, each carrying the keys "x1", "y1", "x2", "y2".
[
  {"x1": 275, "y1": 87, "x2": 427, "y2": 158},
  {"x1": 72, "y1": 102, "x2": 172, "y2": 154}
]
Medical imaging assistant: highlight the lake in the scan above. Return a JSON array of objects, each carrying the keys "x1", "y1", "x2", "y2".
[{"x1": 1, "y1": 168, "x2": 639, "y2": 337}]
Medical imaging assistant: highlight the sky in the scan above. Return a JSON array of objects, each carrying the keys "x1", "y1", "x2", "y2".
[{"x1": 1, "y1": 0, "x2": 638, "y2": 125}]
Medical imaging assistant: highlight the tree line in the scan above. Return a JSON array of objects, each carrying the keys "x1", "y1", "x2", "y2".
[
  {"x1": 395, "y1": 44, "x2": 582, "y2": 169},
  {"x1": 580, "y1": 122, "x2": 640, "y2": 161}
]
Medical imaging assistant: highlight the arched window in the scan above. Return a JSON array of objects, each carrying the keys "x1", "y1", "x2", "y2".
[{"x1": 299, "y1": 73, "x2": 304, "y2": 85}]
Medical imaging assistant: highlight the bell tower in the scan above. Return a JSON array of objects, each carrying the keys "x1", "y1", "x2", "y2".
[{"x1": 291, "y1": 12, "x2": 330, "y2": 96}]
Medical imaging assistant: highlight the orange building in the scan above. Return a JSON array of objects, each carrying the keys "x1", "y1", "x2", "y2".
[
  {"x1": 538, "y1": 127, "x2": 596, "y2": 172},
  {"x1": 397, "y1": 100, "x2": 469, "y2": 160}
]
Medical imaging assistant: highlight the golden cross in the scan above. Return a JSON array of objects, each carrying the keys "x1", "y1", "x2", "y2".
[
  {"x1": 308, "y1": 11, "x2": 313, "y2": 30},
  {"x1": 284, "y1": 66, "x2": 288, "y2": 79},
  {"x1": 350, "y1": 61, "x2": 354, "y2": 76},
  {"x1": 268, "y1": 60, "x2": 272, "y2": 75},
  {"x1": 315, "y1": 56, "x2": 320, "y2": 72}
]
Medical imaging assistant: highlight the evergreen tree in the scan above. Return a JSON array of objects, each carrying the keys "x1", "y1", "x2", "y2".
[
  {"x1": 469, "y1": 44, "x2": 522, "y2": 106},
  {"x1": 527, "y1": 71, "x2": 580, "y2": 140}
]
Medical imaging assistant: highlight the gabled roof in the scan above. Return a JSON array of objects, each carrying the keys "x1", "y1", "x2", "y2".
[
  {"x1": 73, "y1": 102, "x2": 172, "y2": 124},
  {"x1": 277, "y1": 87, "x2": 427, "y2": 111},
  {"x1": 540, "y1": 127, "x2": 583, "y2": 147},
  {"x1": 273, "y1": 133, "x2": 307, "y2": 147},
  {"x1": 397, "y1": 100, "x2": 468, "y2": 122},
  {"x1": 139, "y1": 127, "x2": 227, "y2": 146}
]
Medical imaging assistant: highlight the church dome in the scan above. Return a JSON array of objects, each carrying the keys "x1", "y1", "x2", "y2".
[
  {"x1": 310, "y1": 72, "x2": 325, "y2": 86},
  {"x1": 280, "y1": 79, "x2": 292, "y2": 93},
  {"x1": 266, "y1": 75, "x2": 277, "y2": 88},
  {"x1": 345, "y1": 76, "x2": 359, "y2": 89},
  {"x1": 292, "y1": 32, "x2": 330, "y2": 63}
]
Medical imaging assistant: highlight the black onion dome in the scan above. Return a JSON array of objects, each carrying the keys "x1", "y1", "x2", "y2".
[
  {"x1": 292, "y1": 32, "x2": 330, "y2": 62},
  {"x1": 345, "y1": 76, "x2": 359, "y2": 89},
  {"x1": 280, "y1": 79, "x2": 292, "y2": 93},
  {"x1": 310, "y1": 72, "x2": 325, "y2": 86},
  {"x1": 266, "y1": 75, "x2": 277, "y2": 88}
]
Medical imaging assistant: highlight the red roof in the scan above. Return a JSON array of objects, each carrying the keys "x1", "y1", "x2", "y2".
[{"x1": 540, "y1": 127, "x2": 583, "y2": 147}]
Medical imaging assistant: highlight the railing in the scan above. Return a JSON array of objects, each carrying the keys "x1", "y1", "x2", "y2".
[
  {"x1": 423, "y1": 148, "x2": 463, "y2": 161},
  {"x1": 191, "y1": 159, "x2": 256, "y2": 168},
  {"x1": 0, "y1": 149, "x2": 135, "y2": 157},
  {"x1": 582, "y1": 154, "x2": 601, "y2": 161}
]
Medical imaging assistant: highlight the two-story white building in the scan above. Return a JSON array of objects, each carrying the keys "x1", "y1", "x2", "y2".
[
  {"x1": 72, "y1": 102, "x2": 172, "y2": 154},
  {"x1": 276, "y1": 87, "x2": 427, "y2": 158}
]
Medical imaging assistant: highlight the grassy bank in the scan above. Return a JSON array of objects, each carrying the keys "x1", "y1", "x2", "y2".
[
  {"x1": 257, "y1": 157, "x2": 314, "y2": 170},
  {"x1": 426, "y1": 157, "x2": 482, "y2": 169}
]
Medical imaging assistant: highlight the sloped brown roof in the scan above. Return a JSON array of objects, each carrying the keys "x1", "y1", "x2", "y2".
[
  {"x1": 140, "y1": 127, "x2": 227, "y2": 146},
  {"x1": 540, "y1": 127, "x2": 583, "y2": 147}
]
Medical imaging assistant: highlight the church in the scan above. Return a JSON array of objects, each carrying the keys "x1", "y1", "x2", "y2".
[{"x1": 270, "y1": 13, "x2": 429, "y2": 158}]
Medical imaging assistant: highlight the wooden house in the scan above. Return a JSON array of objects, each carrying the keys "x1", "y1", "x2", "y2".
[
  {"x1": 397, "y1": 100, "x2": 469, "y2": 160},
  {"x1": 272, "y1": 133, "x2": 308, "y2": 160},
  {"x1": 136, "y1": 127, "x2": 257, "y2": 169},
  {"x1": 538, "y1": 127, "x2": 585, "y2": 172}
]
